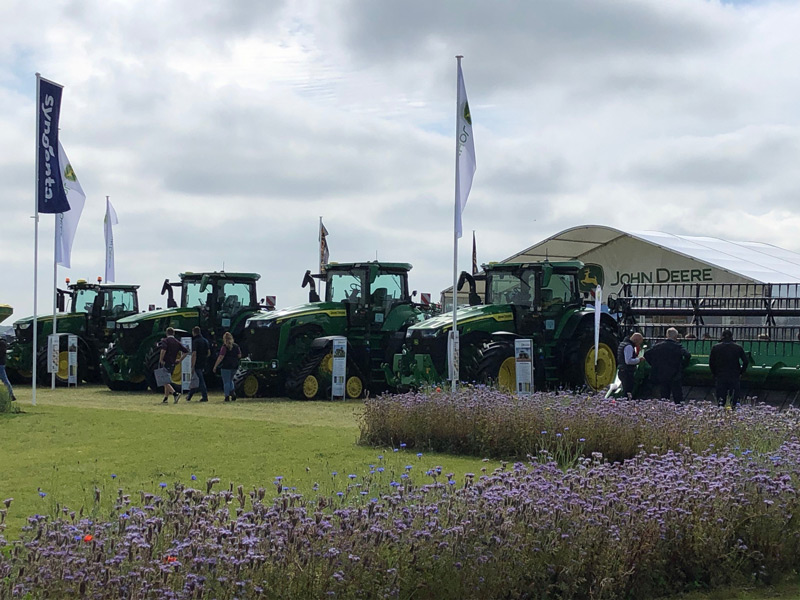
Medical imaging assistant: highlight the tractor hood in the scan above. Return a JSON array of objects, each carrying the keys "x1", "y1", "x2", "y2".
[
  {"x1": 407, "y1": 303, "x2": 515, "y2": 334},
  {"x1": 116, "y1": 307, "x2": 199, "y2": 325},
  {"x1": 14, "y1": 312, "x2": 75, "y2": 327},
  {"x1": 246, "y1": 302, "x2": 347, "y2": 327}
]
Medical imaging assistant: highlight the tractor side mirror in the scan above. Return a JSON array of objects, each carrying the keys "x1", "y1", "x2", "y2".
[
  {"x1": 161, "y1": 279, "x2": 177, "y2": 308},
  {"x1": 457, "y1": 271, "x2": 482, "y2": 306},
  {"x1": 302, "y1": 270, "x2": 320, "y2": 303},
  {"x1": 56, "y1": 289, "x2": 66, "y2": 313}
]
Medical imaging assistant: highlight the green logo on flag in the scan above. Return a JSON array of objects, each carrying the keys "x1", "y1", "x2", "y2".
[
  {"x1": 463, "y1": 101, "x2": 472, "y2": 126},
  {"x1": 64, "y1": 163, "x2": 77, "y2": 182}
]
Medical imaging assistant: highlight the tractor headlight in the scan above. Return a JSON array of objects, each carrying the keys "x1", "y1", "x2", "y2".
[
  {"x1": 419, "y1": 329, "x2": 441, "y2": 338},
  {"x1": 121, "y1": 322, "x2": 138, "y2": 329},
  {"x1": 17, "y1": 323, "x2": 31, "y2": 330}
]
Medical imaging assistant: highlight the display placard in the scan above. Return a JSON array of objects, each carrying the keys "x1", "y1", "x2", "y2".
[
  {"x1": 448, "y1": 330, "x2": 460, "y2": 382},
  {"x1": 181, "y1": 337, "x2": 193, "y2": 392},
  {"x1": 514, "y1": 338, "x2": 533, "y2": 396},
  {"x1": 47, "y1": 334, "x2": 60, "y2": 374},
  {"x1": 331, "y1": 337, "x2": 347, "y2": 400},
  {"x1": 67, "y1": 334, "x2": 78, "y2": 386}
]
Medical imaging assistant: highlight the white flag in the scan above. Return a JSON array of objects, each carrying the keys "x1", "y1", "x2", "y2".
[
  {"x1": 594, "y1": 285, "x2": 602, "y2": 366},
  {"x1": 104, "y1": 198, "x2": 118, "y2": 282},
  {"x1": 455, "y1": 59, "x2": 476, "y2": 239},
  {"x1": 55, "y1": 143, "x2": 86, "y2": 268}
]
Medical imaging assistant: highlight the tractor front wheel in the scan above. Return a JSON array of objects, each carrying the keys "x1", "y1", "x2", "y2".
[
  {"x1": 234, "y1": 368, "x2": 263, "y2": 398},
  {"x1": 571, "y1": 331, "x2": 618, "y2": 391},
  {"x1": 477, "y1": 341, "x2": 517, "y2": 393}
]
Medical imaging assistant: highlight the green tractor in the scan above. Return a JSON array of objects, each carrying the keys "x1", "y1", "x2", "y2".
[
  {"x1": 5, "y1": 279, "x2": 139, "y2": 385},
  {"x1": 0, "y1": 305, "x2": 12, "y2": 325},
  {"x1": 236, "y1": 262, "x2": 432, "y2": 399},
  {"x1": 391, "y1": 261, "x2": 620, "y2": 392},
  {"x1": 101, "y1": 271, "x2": 265, "y2": 391}
]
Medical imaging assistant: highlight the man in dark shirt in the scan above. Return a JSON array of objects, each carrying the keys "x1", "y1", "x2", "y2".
[
  {"x1": 157, "y1": 327, "x2": 189, "y2": 404},
  {"x1": 0, "y1": 338, "x2": 16, "y2": 401},
  {"x1": 644, "y1": 327, "x2": 692, "y2": 404},
  {"x1": 709, "y1": 329, "x2": 748, "y2": 408},
  {"x1": 186, "y1": 326, "x2": 211, "y2": 403},
  {"x1": 616, "y1": 332, "x2": 643, "y2": 399}
]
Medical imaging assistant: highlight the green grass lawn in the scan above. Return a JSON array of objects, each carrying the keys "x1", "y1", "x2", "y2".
[
  {"x1": 2, "y1": 385, "x2": 799, "y2": 600},
  {"x1": 0, "y1": 384, "x2": 487, "y2": 539}
]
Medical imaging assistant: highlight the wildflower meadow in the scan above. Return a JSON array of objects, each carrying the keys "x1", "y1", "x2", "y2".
[{"x1": 2, "y1": 386, "x2": 800, "y2": 599}]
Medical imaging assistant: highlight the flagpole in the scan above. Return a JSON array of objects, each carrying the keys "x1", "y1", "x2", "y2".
[
  {"x1": 32, "y1": 73, "x2": 41, "y2": 406},
  {"x1": 51, "y1": 219, "x2": 58, "y2": 389},
  {"x1": 450, "y1": 55, "x2": 464, "y2": 393}
]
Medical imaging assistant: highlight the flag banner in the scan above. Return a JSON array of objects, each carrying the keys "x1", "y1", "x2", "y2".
[
  {"x1": 472, "y1": 230, "x2": 478, "y2": 275},
  {"x1": 37, "y1": 77, "x2": 70, "y2": 214},
  {"x1": 104, "y1": 198, "x2": 118, "y2": 282},
  {"x1": 55, "y1": 143, "x2": 86, "y2": 268},
  {"x1": 455, "y1": 60, "x2": 476, "y2": 239},
  {"x1": 594, "y1": 285, "x2": 603, "y2": 366},
  {"x1": 319, "y1": 219, "x2": 330, "y2": 273}
]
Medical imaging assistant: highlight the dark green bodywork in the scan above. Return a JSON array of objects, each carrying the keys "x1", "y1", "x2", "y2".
[
  {"x1": 238, "y1": 262, "x2": 429, "y2": 396},
  {"x1": 5, "y1": 281, "x2": 139, "y2": 384},
  {"x1": 101, "y1": 272, "x2": 263, "y2": 390},
  {"x1": 391, "y1": 261, "x2": 619, "y2": 390}
]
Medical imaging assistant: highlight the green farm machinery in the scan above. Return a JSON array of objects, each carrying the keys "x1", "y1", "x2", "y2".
[
  {"x1": 101, "y1": 271, "x2": 265, "y2": 391},
  {"x1": 390, "y1": 261, "x2": 620, "y2": 392},
  {"x1": 236, "y1": 262, "x2": 433, "y2": 399},
  {"x1": 611, "y1": 282, "x2": 800, "y2": 405},
  {"x1": 0, "y1": 305, "x2": 12, "y2": 325},
  {"x1": 5, "y1": 279, "x2": 139, "y2": 385}
]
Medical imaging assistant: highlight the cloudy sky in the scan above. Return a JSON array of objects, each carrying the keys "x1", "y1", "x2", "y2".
[{"x1": 2, "y1": 0, "x2": 799, "y2": 318}]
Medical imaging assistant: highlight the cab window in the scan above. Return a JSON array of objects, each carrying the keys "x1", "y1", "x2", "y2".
[
  {"x1": 542, "y1": 273, "x2": 577, "y2": 305},
  {"x1": 370, "y1": 272, "x2": 407, "y2": 307},
  {"x1": 328, "y1": 272, "x2": 365, "y2": 304},
  {"x1": 72, "y1": 289, "x2": 98, "y2": 313},
  {"x1": 183, "y1": 282, "x2": 207, "y2": 308},
  {"x1": 104, "y1": 289, "x2": 137, "y2": 315},
  {"x1": 220, "y1": 282, "x2": 254, "y2": 314}
]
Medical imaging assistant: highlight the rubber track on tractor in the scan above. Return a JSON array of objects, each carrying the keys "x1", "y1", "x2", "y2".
[{"x1": 285, "y1": 344, "x2": 331, "y2": 399}]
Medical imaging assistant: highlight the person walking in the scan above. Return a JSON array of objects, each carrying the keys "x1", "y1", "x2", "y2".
[
  {"x1": 213, "y1": 332, "x2": 241, "y2": 402},
  {"x1": 0, "y1": 337, "x2": 16, "y2": 401},
  {"x1": 644, "y1": 327, "x2": 691, "y2": 404},
  {"x1": 157, "y1": 327, "x2": 189, "y2": 404},
  {"x1": 186, "y1": 326, "x2": 210, "y2": 402},
  {"x1": 616, "y1": 332, "x2": 643, "y2": 399},
  {"x1": 709, "y1": 329, "x2": 748, "y2": 408}
]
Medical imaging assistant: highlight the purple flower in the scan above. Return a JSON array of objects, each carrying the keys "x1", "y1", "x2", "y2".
[{"x1": 111, "y1": 474, "x2": 117, "y2": 479}]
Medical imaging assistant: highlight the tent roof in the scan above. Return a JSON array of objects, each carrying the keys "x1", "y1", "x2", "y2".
[{"x1": 507, "y1": 225, "x2": 800, "y2": 284}]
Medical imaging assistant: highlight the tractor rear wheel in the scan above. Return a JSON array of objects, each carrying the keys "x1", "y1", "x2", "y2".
[
  {"x1": 571, "y1": 330, "x2": 618, "y2": 391},
  {"x1": 477, "y1": 341, "x2": 517, "y2": 393},
  {"x1": 35, "y1": 337, "x2": 89, "y2": 386}
]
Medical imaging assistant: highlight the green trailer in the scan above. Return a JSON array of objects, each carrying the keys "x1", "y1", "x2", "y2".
[
  {"x1": 611, "y1": 281, "x2": 800, "y2": 405},
  {"x1": 100, "y1": 271, "x2": 266, "y2": 391},
  {"x1": 5, "y1": 280, "x2": 139, "y2": 385},
  {"x1": 391, "y1": 261, "x2": 620, "y2": 392},
  {"x1": 236, "y1": 262, "x2": 434, "y2": 399}
]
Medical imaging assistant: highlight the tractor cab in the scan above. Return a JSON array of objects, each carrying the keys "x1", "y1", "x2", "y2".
[
  {"x1": 57, "y1": 279, "x2": 139, "y2": 340},
  {"x1": 324, "y1": 262, "x2": 412, "y2": 329},
  {"x1": 162, "y1": 272, "x2": 260, "y2": 329}
]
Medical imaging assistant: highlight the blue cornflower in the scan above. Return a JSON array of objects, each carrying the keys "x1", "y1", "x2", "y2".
[
  {"x1": 400, "y1": 443, "x2": 407, "y2": 448},
  {"x1": 111, "y1": 474, "x2": 117, "y2": 479},
  {"x1": 337, "y1": 492, "x2": 344, "y2": 497},
  {"x1": 377, "y1": 455, "x2": 384, "y2": 460},
  {"x1": 39, "y1": 491, "x2": 47, "y2": 498},
  {"x1": 348, "y1": 474, "x2": 357, "y2": 480},
  {"x1": 275, "y1": 476, "x2": 283, "y2": 481},
  {"x1": 377, "y1": 467, "x2": 385, "y2": 473},
  {"x1": 417, "y1": 452, "x2": 423, "y2": 458},
  {"x1": 191, "y1": 474, "x2": 197, "y2": 481},
  {"x1": 405, "y1": 465, "x2": 413, "y2": 470},
  {"x1": 393, "y1": 448, "x2": 399, "y2": 453},
  {"x1": 390, "y1": 481, "x2": 400, "y2": 487},
  {"x1": 331, "y1": 471, "x2": 338, "y2": 477},
  {"x1": 159, "y1": 482, "x2": 167, "y2": 488}
]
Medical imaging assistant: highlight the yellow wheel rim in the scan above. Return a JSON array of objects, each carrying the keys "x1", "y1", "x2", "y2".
[
  {"x1": 171, "y1": 363, "x2": 182, "y2": 385},
  {"x1": 318, "y1": 353, "x2": 333, "y2": 375},
  {"x1": 58, "y1": 350, "x2": 70, "y2": 380},
  {"x1": 242, "y1": 374, "x2": 260, "y2": 398},
  {"x1": 584, "y1": 342, "x2": 615, "y2": 390},
  {"x1": 345, "y1": 375, "x2": 363, "y2": 399},
  {"x1": 302, "y1": 375, "x2": 319, "y2": 399},
  {"x1": 497, "y1": 356, "x2": 516, "y2": 393}
]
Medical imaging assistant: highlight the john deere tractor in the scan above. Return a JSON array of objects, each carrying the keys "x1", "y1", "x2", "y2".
[
  {"x1": 5, "y1": 279, "x2": 140, "y2": 385},
  {"x1": 236, "y1": 262, "x2": 430, "y2": 399},
  {"x1": 391, "y1": 261, "x2": 620, "y2": 392},
  {"x1": 101, "y1": 272, "x2": 265, "y2": 391}
]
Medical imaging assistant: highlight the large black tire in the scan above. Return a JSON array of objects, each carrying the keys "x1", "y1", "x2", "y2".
[
  {"x1": 35, "y1": 337, "x2": 89, "y2": 386},
  {"x1": 459, "y1": 333, "x2": 491, "y2": 383},
  {"x1": 477, "y1": 341, "x2": 517, "y2": 392},
  {"x1": 233, "y1": 367, "x2": 264, "y2": 398},
  {"x1": 570, "y1": 330, "x2": 619, "y2": 391},
  {"x1": 285, "y1": 344, "x2": 330, "y2": 400}
]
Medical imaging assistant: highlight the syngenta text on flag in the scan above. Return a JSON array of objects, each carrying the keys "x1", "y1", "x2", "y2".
[
  {"x1": 455, "y1": 61, "x2": 476, "y2": 239},
  {"x1": 55, "y1": 143, "x2": 86, "y2": 268},
  {"x1": 37, "y1": 77, "x2": 70, "y2": 214}
]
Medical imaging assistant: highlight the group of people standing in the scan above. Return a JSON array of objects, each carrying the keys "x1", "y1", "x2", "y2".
[
  {"x1": 617, "y1": 328, "x2": 748, "y2": 407},
  {"x1": 156, "y1": 327, "x2": 242, "y2": 403}
]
